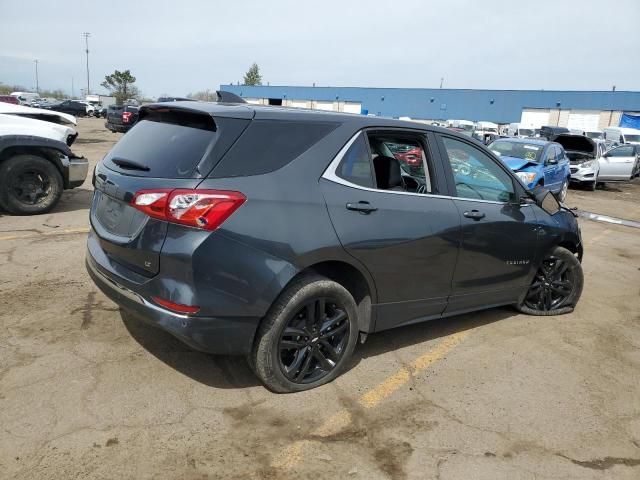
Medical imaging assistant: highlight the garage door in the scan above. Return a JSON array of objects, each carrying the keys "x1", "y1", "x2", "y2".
[
  {"x1": 521, "y1": 109, "x2": 550, "y2": 128},
  {"x1": 343, "y1": 102, "x2": 362, "y2": 114},
  {"x1": 567, "y1": 111, "x2": 600, "y2": 131},
  {"x1": 313, "y1": 101, "x2": 334, "y2": 111}
]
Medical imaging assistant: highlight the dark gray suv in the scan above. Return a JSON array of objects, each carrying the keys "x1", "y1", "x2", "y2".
[{"x1": 86, "y1": 102, "x2": 584, "y2": 392}]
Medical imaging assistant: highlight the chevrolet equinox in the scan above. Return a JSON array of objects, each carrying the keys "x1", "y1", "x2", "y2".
[{"x1": 86, "y1": 102, "x2": 584, "y2": 392}]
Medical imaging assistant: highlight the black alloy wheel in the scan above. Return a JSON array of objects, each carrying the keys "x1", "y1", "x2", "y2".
[
  {"x1": 0, "y1": 155, "x2": 63, "y2": 215},
  {"x1": 278, "y1": 298, "x2": 350, "y2": 384},
  {"x1": 251, "y1": 275, "x2": 359, "y2": 393},
  {"x1": 518, "y1": 246, "x2": 583, "y2": 316},
  {"x1": 10, "y1": 170, "x2": 52, "y2": 205}
]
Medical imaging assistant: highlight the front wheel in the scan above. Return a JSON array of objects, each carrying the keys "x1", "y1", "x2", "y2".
[
  {"x1": 250, "y1": 275, "x2": 359, "y2": 393},
  {"x1": 0, "y1": 155, "x2": 63, "y2": 215},
  {"x1": 517, "y1": 246, "x2": 583, "y2": 316}
]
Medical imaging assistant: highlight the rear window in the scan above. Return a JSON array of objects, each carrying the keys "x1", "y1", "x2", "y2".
[
  {"x1": 211, "y1": 120, "x2": 339, "y2": 178},
  {"x1": 104, "y1": 116, "x2": 215, "y2": 178}
]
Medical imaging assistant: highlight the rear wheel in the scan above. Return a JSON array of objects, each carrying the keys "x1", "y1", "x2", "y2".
[
  {"x1": 250, "y1": 275, "x2": 359, "y2": 393},
  {"x1": 517, "y1": 246, "x2": 583, "y2": 316},
  {"x1": 0, "y1": 155, "x2": 63, "y2": 215}
]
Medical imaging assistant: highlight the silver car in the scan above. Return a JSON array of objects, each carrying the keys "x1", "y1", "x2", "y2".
[{"x1": 599, "y1": 144, "x2": 640, "y2": 182}]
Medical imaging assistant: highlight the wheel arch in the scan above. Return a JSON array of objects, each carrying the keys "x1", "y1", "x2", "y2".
[
  {"x1": 0, "y1": 138, "x2": 71, "y2": 187},
  {"x1": 285, "y1": 259, "x2": 376, "y2": 333},
  {"x1": 558, "y1": 239, "x2": 583, "y2": 262}
]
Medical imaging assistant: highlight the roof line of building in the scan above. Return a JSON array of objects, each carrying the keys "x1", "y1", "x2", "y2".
[{"x1": 220, "y1": 84, "x2": 638, "y2": 94}]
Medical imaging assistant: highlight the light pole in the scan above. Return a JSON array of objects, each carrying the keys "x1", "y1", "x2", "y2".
[
  {"x1": 34, "y1": 59, "x2": 39, "y2": 93},
  {"x1": 82, "y1": 32, "x2": 91, "y2": 96}
]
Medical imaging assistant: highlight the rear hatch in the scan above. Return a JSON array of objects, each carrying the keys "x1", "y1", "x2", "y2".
[
  {"x1": 106, "y1": 105, "x2": 125, "y2": 126},
  {"x1": 90, "y1": 104, "x2": 252, "y2": 278}
]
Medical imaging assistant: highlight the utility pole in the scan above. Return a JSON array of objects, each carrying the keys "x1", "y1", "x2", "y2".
[
  {"x1": 34, "y1": 60, "x2": 39, "y2": 93},
  {"x1": 440, "y1": 77, "x2": 444, "y2": 89},
  {"x1": 82, "y1": 32, "x2": 91, "y2": 96},
  {"x1": 71, "y1": 77, "x2": 74, "y2": 98}
]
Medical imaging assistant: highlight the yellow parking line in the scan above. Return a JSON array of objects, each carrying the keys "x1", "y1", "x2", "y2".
[
  {"x1": 0, "y1": 227, "x2": 90, "y2": 241},
  {"x1": 271, "y1": 329, "x2": 471, "y2": 469}
]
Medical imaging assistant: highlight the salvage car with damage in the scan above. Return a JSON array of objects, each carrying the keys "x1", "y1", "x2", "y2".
[{"x1": 86, "y1": 102, "x2": 584, "y2": 392}]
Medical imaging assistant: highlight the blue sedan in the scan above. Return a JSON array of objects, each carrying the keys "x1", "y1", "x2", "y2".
[{"x1": 487, "y1": 138, "x2": 572, "y2": 201}]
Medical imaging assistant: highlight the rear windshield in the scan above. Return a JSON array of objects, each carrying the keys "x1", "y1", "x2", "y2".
[
  {"x1": 104, "y1": 117, "x2": 215, "y2": 178},
  {"x1": 210, "y1": 120, "x2": 339, "y2": 178}
]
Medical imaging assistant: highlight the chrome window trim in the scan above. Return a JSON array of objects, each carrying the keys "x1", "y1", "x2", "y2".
[{"x1": 321, "y1": 131, "x2": 526, "y2": 206}]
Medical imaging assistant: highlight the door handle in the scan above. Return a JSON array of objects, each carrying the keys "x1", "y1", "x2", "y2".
[
  {"x1": 346, "y1": 201, "x2": 378, "y2": 214},
  {"x1": 463, "y1": 210, "x2": 485, "y2": 220}
]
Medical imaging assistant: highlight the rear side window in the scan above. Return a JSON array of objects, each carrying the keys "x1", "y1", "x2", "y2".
[
  {"x1": 336, "y1": 134, "x2": 374, "y2": 187},
  {"x1": 211, "y1": 120, "x2": 338, "y2": 178},
  {"x1": 105, "y1": 114, "x2": 216, "y2": 178}
]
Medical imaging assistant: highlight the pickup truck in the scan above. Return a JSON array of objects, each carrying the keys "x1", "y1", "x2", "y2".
[
  {"x1": 0, "y1": 115, "x2": 88, "y2": 214},
  {"x1": 105, "y1": 105, "x2": 139, "y2": 133}
]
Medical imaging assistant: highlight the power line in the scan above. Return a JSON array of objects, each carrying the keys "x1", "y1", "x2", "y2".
[{"x1": 82, "y1": 32, "x2": 91, "y2": 96}]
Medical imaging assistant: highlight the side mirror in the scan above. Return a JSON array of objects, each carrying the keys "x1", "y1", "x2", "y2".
[
  {"x1": 532, "y1": 187, "x2": 561, "y2": 215},
  {"x1": 546, "y1": 157, "x2": 558, "y2": 165}
]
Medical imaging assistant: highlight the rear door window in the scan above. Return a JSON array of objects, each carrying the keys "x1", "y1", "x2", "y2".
[
  {"x1": 336, "y1": 134, "x2": 374, "y2": 188},
  {"x1": 210, "y1": 120, "x2": 339, "y2": 178},
  {"x1": 104, "y1": 110, "x2": 222, "y2": 178}
]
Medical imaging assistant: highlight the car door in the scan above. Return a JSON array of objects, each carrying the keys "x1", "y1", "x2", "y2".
[
  {"x1": 435, "y1": 134, "x2": 539, "y2": 314},
  {"x1": 599, "y1": 145, "x2": 636, "y2": 181},
  {"x1": 320, "y1": 130, "x2": 461, "y2": 331},
  {"x1": 541, "y1": 145, "x2": 559, "y2": 189},
  {"x1": 556, "y1": 145, "x2": 571, "y2": 183}
]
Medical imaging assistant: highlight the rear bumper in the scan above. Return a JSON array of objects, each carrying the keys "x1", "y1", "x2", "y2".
[
  {"x1": 86, "y1": 250, "x2": 260, "y2": 355},
  {"x1": 105, "y1": 121, "x2": 131, "y2": 133}
]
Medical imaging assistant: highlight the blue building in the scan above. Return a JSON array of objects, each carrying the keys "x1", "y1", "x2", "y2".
[{"x1": 220, "y1": 84, "x2": 640, "y2": 130}]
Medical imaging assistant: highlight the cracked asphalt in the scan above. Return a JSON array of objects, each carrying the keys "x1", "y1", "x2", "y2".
[{"x1": 1, "y1": 117, "x2": 639, "y2": 479}]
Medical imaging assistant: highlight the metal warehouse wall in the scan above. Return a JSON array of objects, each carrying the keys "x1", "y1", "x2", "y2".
[{"x1": 219, "y1": 85, "x2": 640, "y2": 123}]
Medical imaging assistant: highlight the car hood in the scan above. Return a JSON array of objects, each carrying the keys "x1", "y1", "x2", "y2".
[
  {"x1": 0, "y1": 102, "x2": 77, "y2": 126},
  {"x1": 554, "y1": 134, "x2": 596, "y2": 155},
  {"x1": 500, "y1": 156, "x2": 540, "y2": 171},
  {"x1": 0, "y1": 114, "x2": 74, "y2": 143}
]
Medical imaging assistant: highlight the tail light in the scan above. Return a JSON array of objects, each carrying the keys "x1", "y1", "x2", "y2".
[
  {"x1": 131, "y1": 189, "x2": 246, "y2": 231},
  {"x1": 122, "y1": 111, "x2": 133, "y2": 124}
]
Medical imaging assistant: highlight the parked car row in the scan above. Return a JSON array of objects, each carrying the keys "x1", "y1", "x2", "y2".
[{"x1": 441, "y1": 119, "x2": 639, "y2": 191}]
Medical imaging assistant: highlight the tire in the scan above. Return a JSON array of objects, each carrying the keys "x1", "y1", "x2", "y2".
[
  {"x1": 250, "y1": 274, "x2": 359, "y2": 393},
  {"x1": 588, "y1": 179, "x2": 597, "y2": 191},
  {"x1": 0, "y1": 155, "x2": 63, "y2": 215},
  {"x1": 555, "y1": 178, "x2": 569, "y2": 202},
  {"x1": 516, "y1": 246, "x2": 583, "y2": 316}
]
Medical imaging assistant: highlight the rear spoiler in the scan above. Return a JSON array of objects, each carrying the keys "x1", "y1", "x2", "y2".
[{"x1": 215, "y1": 91, "x2": 246, "y2": 103}]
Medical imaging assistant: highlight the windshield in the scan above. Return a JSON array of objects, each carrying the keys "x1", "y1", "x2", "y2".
[
  {"x1": 489, "y1": 141, "x2": 543, "y2": 162},
  {"x1": 585, "y1": 131, "x2": 603, "y2": 139},
  {"x1": 518, "y1": 128, "x2": 534, "y2": 137},
  {"x1": 624, "y1": 134, "x2": 640, "y2": 142}
]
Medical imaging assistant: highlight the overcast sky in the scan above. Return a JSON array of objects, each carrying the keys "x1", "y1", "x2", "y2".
[{"x1": 1, "y1": 0, "x2": 639, "y2": 98}]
